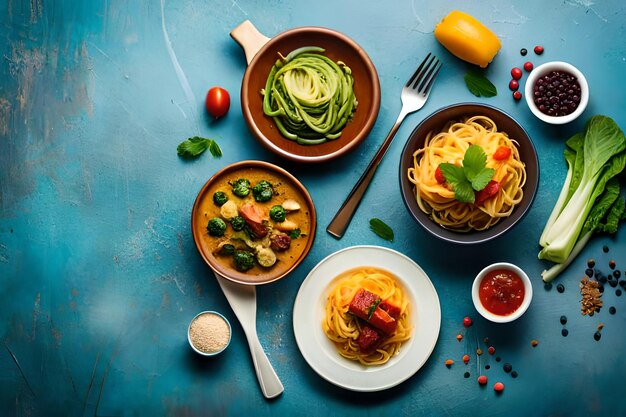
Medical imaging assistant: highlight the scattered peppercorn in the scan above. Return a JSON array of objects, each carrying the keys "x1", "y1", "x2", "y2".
[
  {"x1": 599, "y1": 284, "x2": 605, "y2": 293},
  {"x1": 616, "y1": 289, "x2": 622, "y2": 297},
  {"x1": 609, "y1": 260, "x2": 616, "y2": 269},
  {"x1": 494, "y1": 382, "x2": 505, "y2": 392},
  {"x1": 511, "y1": 67, "x2": 523, "y2": 80},
  {"x1": 485, "y1": 364, "x2": 491, "y2": 370},
  {"x1": 587, "y1": 259, "x2": 595, "y2": 268},
  {"x1": 445, "y1": 359, "x2": 454, "y2": 367},
  {"x1": 598, "y1": 274, "x2": 607, "y2": 284},
  {"x1": 562, "y1": 328, "x2": 569, "y2": 337},
  {"x1": 483, "y1": 337, "x2": 490, "y2": 344},
  {"x1": 544, "y1": 282, "x2": 553, "y2": 291},
  {"x1": 456, "y1": 334, "x2": 463, "y2": 341},
  {"x1": 478, "y1": 375, "x2": 488, "y2": 385},
  {"x1": 613, "y1": 270, "x2": 621, "y2": 279},
  {"x1": 513, "y1": 91, "x2": 522, "y2": 101},
  {"x1": 488, "y1": 346, "x2": 496, "y2": 355},
  {"x1": 534, "y1": 45, "x2": 544, "y2": 55},
  {"x1": 594, "y1": 331, "x2": 602, "y2": 341},
  {"x1": 620, "y1": 281, "x2": 626, "y2": 288},
  {"x1": 585, "y1": 268, "x2": 594, "y2": 277},
  {"x1": 609, "y1": 306, "x2": 616, "y2": 314},
  {"x1": 495, "y1": 356, "x2": 501, "y2": 362},
  {"x1": 560, "y1": 315, "x2": 567, "y2": 325},
  {"x1": 523, "y1": 61, "x2": 534, "y2": 71},
  {"x1": 603, "y1": 245, "x2": 609, "y2": 253},
  {"x1": 503, "y1": 363, "x2": 513, "y2": 373},
  {"x1": 609, "y1": 280, "x2": 618, "y2": 288},
  {"x1": 531, "y1": 339, "x2": 539, "y2": 347},
  {"x1": 509, "y1": 80, "x2": 519, "y2": 91},
  {"x1": 557, "y1": 284, "x2": 565, "y2": 293},
  {"x1": 463, "y1": 317, "x2": 473, "y2": 328},
  {"x1": 463, "y1": 354, "x2": 470, "y2": 364},
  {"x1": 511, "y1": 371, "x2": 518, "y2": 378},
  {"x1": 464, "y1": 371, "x2": 471, "y2": 378},
  {"x1": 520, "y1": 48, "x2": 528, "y2": 56},
  {"x1": 476, "y1": 348, "x2": 483, "y2": 356}
]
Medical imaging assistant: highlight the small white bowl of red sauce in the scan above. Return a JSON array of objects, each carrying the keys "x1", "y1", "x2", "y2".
[{"x1": 472, "y1": 262, "x2": 533, "y2": 323}]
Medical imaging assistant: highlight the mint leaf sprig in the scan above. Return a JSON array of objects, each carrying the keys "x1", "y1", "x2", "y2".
[
  {"x1": 439, "y1": 145, "x2": 495, "y2": 204},
  {"x1": 177, "y1": 136, "x2": 222, "y2": 159},
  {"x1": 464, "y1": 71, "x2": 497, "y2": 98}
]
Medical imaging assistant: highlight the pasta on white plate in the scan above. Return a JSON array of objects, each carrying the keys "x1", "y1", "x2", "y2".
[
  {"x1": 322, "y1": 267, "x2": 412, "y2": 366},
  {"x1": 407, "y1": 115, "x2": 526, "y2": 231}
]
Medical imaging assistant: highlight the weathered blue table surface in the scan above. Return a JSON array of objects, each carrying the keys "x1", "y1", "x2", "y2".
[{"x1": 1, "y1": 0, "x2": 625, "y2": 416}]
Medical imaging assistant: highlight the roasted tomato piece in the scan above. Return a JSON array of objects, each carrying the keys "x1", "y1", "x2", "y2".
[
  {"x1": 493, "y1": 146, "x2": 511, "y2": 161},
  {"x1": 357, "y1": 324, "x2": 382, "y2": 353},
  {"x1": 240, "y1": 203, "x2": 268, "y2": 237},
  {"x1": 475, "y1": 180, "x2": 500, "y2": 205},
  {"x1": 379, "y1": 300, "x2": 401, "y2": 319}
]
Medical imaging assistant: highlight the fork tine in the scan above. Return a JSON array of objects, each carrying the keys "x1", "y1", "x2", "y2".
[
  {"x1": 418, "y1": 60, "x2": 441, "y2": 94},
  {"x1": 405, "y1": 52, "x2": 432, "y2": 88}
]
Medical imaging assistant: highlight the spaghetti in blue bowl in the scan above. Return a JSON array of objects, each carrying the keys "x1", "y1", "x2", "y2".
[{"x1": 399, "y1": 103, "x2": 539, "y2": 244}]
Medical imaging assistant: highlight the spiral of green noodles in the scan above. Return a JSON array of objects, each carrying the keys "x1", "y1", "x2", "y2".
[{"x1": 262, "y1": 46, "x2": 358, "y2": 145}]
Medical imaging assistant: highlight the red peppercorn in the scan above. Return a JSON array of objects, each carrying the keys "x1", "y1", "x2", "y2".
[
  {"x1": 534, "y1": 45, "x2": 544, "y2": 55},
  {"x1": 513, "y1": 91, "x2": 522, "y2": 101},
  {"x1": 463, "y1": 317, "x2": 472, "y2": 327},
  {"x1": 524, "y1": 61, "x2": 534, "y2": 72},
  {"x1": 478, "y1": 375, "x2": 488, "y2": 385},
  {"x1": 510, "y1": 67, "x2": 522, "y2": 80},
  {"x1": 494, "y1": 382, "x2": 505, "y2": 392},
  {"x1": 462, "y1": 354, "x2": 470, "y2": 364},
  {"x1": 509, "y1": 80, "x2": 519, "y2": 91},
  {"x1": 488, "y1": 346, "x2": 496, "y2": 355}
]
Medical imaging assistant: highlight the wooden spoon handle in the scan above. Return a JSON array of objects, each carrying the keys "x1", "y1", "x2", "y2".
[{"x1": 230, "y1": 20, "x2": 271, "y2": 65}]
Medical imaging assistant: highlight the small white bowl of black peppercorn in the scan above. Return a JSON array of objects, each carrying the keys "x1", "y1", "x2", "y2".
[{"x1": 525, "y1": 61, "x2": 589, "y2": 125}]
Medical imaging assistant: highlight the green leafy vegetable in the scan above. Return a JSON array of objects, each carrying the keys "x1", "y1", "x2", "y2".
[
  {"x1": 177, "y1": 136, "x2": 222, "y2": 159},
  {"x1": 367, "y1": 298, "x2": 382, "y2": 320},
  {"x1": 288, "y1": 228, "x2": 302, "y2": 239},
  {"x1": 369, "y1": 218, "x2": 394, "y2": 241},
  {"x1": 540, "y1": 115, "x2": 626, "y2": 282},
  {"x1": 464, "y1": 71, "x2": 497, "y2": 97},
  {"x1": 439, "y1": 145, "x2": 495, "y2": 203}
]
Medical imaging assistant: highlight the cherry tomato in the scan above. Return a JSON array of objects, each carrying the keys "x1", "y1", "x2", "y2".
[
  {"x1": 509, "y1": 80, "x2": 519, "y2": 91},
  {"x1": 493, "y1": 146, "x2": 512, "y2": 160},
  {"x1": 205, "y1": 87, "x2": 230, "y2": 118},
  {"x1": 475, "y1": 180, "x2": 500, "y2": 205},
  {"x1": 523, "y1": 61, "x2": 534, "y2": 72},
  {"x1": 513, "y1": 91, "x2": 522, "y2": 101},
  {"x1": 435, "y1": 166, "x2": 446, "y2": 184}
]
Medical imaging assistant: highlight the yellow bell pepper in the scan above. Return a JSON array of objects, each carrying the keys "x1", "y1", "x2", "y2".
[{"x1": 434, "y1": 10, "x2": 501, "y2": 68}]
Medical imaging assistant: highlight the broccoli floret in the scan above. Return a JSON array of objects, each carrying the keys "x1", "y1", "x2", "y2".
[
  {"x1": 231, "y1": 179, "x2": 251, "y2": 197},
  {"x1": 218, "y1": 243, "x2": 235, "y2": 255},
  {"x1": 252, "y1": 180, "x2": 273, "y2": 202},
  {"x1": 232, "y1": 250, "x2": 255, "y2": 271},
  {"x1": 213, "y1": 191, "x2": 229, "y2": 206},
  {"x1": 207, "y1": 217, "x2": 227, "y2": 237},
  {"x1": 230, "y1": 216, "x2": 246, "y2": 231},
  {"x1": 269, "y1": 205, "x2": 286, "y2": 222}
]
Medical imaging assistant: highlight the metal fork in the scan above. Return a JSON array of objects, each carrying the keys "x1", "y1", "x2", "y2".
[{"x1": 327, "y1": 53, "x2": 442, "y2": 238}]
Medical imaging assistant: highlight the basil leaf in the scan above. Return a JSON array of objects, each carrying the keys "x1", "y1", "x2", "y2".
[
  {"x1": 177, "y1": 136, "x2": 222, "y2": 159},
  {"x1": 367, "y1": 298, "x2": 382, "y2": 320},
  {"x1": 464, "y1": 71, "x2": 497, "y2": 98},
  {"x1": 439, "y1": 163, "x2": 465, "y2": 184},
  {"x1": 453, "y1": 181, "x2": 475, "y2": 204},
  {"x1": 463, "y1": 145, "x2": 488, "y2": 179},
  {"x1": 470, "y1": 168, "x2": 495, "y2": 191},
  {"x1": 369, "y1": 218, "x2": 394, "y2": 242}
]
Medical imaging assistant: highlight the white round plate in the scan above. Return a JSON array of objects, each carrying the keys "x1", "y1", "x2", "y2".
[{"x1": 293, "y1": 245, "x2": 441, "y2": 392}]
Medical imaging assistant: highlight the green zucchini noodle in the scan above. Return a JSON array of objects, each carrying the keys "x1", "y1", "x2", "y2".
[{"x1": 261, "y1": 46, "x2": 358, "y2": 145}]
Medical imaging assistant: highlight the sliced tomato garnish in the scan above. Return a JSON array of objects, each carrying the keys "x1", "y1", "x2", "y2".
[
  {"x1": 435, "y1": 165, "x2": 446, "y2": 184},
  {"x1": 475, "y1": 180, "x2": 500, "y2": 205},
  {"x1": 493, "y1": 146, "x2": 511, "y2": 161}
]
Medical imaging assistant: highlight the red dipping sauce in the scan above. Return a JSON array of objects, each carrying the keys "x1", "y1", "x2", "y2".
[{"x1": 478, "y1": 269, "x2": 525, "y2": 316}]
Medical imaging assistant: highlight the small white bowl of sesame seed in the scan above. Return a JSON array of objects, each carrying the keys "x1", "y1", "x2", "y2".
[{"x1": 188, "y1": 311, "x2": 232, "y2": 356}]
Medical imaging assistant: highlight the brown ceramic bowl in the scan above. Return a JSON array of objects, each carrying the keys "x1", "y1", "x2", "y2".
[
  {"x1": 399, "y1": 103, "x2": 539, "y2": 244},
  {"x1": 231, "y1": 21, "x2": 381, "y2": 163},
  {"x1": 191, "y1": 160, "x2": 316, "y2": 285}
]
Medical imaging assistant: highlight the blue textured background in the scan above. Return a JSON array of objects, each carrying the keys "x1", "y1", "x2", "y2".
[{"x1": 1, "y1": 0, "x2": 625, "y2": 416}]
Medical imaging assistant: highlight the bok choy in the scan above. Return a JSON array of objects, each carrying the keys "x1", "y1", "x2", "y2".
[{"x1": 539, "y1": 115, "x2": 626, "y2": 282}]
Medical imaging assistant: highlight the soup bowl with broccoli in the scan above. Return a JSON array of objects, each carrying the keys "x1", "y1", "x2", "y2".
[{"x1": 192, "y1": 160, "x2": 317, "y2": 285}]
